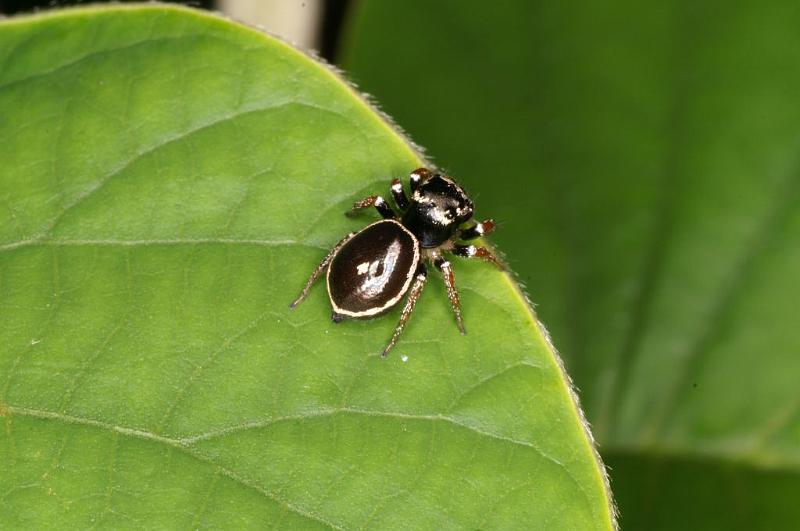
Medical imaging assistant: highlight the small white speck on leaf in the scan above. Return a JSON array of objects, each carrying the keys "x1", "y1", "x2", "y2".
[
  {"x1": 401, "y1": 355, "x2": 408, "y2": 362},
  {"x1": 30, "y1": 338, "x2": 41, "y2": 346}
]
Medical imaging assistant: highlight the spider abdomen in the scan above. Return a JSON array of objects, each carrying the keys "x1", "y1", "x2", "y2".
[{"x1": 327, "y1": 219, "x2": 420, "y2": 320}]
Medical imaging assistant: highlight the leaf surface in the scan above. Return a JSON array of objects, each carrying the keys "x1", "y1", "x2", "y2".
[
  {"x1": 343, "y1": 0, "x2": 800, "y2": 528},
  {"x1": 0, "y1": 5, "x2": 612, "y2": 529}
]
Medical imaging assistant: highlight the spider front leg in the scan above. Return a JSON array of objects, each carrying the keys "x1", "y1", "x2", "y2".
[
  {"x1": 348, "y1": 194, "x2": 396, "y2": 219},
  {"x1": 390, "y1": 178, "x2": 409, "y2": 211},
  {"x1": 434, "y1": 256, "x2": 466, "y2": 335},
  {"x1": 452, "y1": 244, "x2": 505, "y2": 270},
  {"x1": 349, "y1": 168, "x2": 433, "y2": 219},
  {"x1": 409, "y1": 167, "x2": 434, "y2": 193},
  {"x1": 290, "y1": 232, "x2": 356, "y2": 308},
  {"x1": 459, "y1": 219, "x2": 496, "y2": 240},
  {"x1": 382, "y1": 263, "x2": 428, "y2": 357}
]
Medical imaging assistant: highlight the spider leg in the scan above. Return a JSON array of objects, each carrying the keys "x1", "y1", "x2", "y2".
[
  {"x1": 409, "y1": 167, "x2": 434, "y2": 193},
  {"x1": 452, "y1": 244, "x2": 505, "y2": 270},
  {"x1": 347, "y1": 195, "x2": 396, "y2": 219},
  {"x1": 390, "y1": 178, "x2": 409, "y2": 211},
  {"x1": 290, "y1": 232, "x2": 356, "y2": 308},
  {"x1": 434, "y1": 257, "x2": 466, "y2": 335},
  {"x1": 382, "y1": 263, "x2": 428, "y2": 357},
  {"x1": 459, "y1": 218, "x2": 496, "y2": 241}
]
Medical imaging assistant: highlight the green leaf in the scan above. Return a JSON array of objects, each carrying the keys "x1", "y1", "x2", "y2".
[
  {"x1": 0, "y1": 5, "x2": 612, "y2": 529},
  {"x1": 343, "y1": 0, "x2": 800, "y2": 529}
]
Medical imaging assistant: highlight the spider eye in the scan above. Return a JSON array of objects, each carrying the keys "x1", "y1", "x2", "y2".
[{"x1": 445, "y1": 207, "x2": 456, "y2": 220}]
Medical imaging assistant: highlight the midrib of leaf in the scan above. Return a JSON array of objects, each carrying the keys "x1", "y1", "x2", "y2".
[{"x1": 6, "y1": 403, "x2": 566, "y2": 458}]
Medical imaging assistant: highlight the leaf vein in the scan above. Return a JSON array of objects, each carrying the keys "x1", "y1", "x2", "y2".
[
  {"x1": 446, "y1": 362, "x2": 544, "y2": 413},
  {"x1": 41, "y1": 101, "x2": 316, "y2": 239},
  {"x1": 3, "y1": 405, "x2": 343, "y2": 529},
  {"x1": 156, "y1": 309, "x2": 274, "y2": 432},
  {"x1": 0, "y1": 33, "x2": 233, "y2": 92}
]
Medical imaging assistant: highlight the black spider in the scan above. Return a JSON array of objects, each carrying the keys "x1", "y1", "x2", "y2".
[{"x1": 291, "y1": 168, "x2": 501, "y2": 356}]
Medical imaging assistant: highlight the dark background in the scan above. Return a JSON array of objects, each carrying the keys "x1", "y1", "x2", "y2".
[{"x1": 0, "y1": 0, "x2": 350, "y2": 62}]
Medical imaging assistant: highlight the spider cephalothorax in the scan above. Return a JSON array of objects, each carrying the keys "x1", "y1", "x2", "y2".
[
  {"x1": 290, "y1": 167, "x2": 501, "y2": 356},
  {"x1": 402, "y1": 169, "x2": 475, "y2": 248}
]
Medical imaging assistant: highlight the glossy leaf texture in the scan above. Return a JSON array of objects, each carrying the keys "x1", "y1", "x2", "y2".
[
  {"x1": 343, "y1": 0, "x2": 800, "y2": 529},
  {"x1": 0, "y1": 5, "x2": 613, "y2": 529}
]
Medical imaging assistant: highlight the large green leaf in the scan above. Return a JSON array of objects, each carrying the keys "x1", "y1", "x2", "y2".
[
  {"x1": 0, "y1": 5, "x2": 613, "y2": 529},
  {"x1": 343, "y1": 0, "x2": 800, "y2": 529}
]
